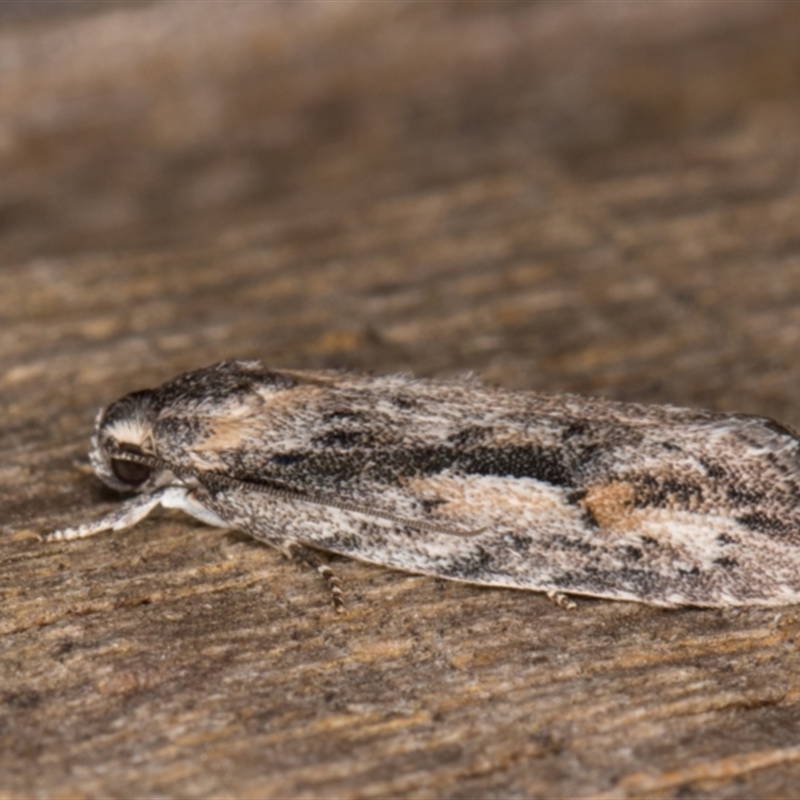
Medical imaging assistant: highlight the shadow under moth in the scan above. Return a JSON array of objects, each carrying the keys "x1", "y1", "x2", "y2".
[{"x1": 46, "y1": 359, "x2": 800, "y2": 610}]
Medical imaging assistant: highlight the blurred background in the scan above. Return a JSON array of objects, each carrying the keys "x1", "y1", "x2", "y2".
[
  {"x1": 5, "y1": 2, "x2": 800, "y2": 421},
  {"x1": 5, "y1": 3, "x2": 800, "y2": 797}
]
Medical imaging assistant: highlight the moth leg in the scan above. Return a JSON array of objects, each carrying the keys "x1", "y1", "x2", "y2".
[
  {"x1": 283, "y1": 541, "x2": 345, "y2": 613},
  {"x1": 43, "y1": 486, "x2": 192, "y2": 542},
  {"x1": 546, "y1": 590, "x2": 577, "y2": 610}
]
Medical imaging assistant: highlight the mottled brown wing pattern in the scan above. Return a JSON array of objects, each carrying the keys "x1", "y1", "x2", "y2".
[{"x1": 46, "y1": 360, "x2": 800, "y2": 608}]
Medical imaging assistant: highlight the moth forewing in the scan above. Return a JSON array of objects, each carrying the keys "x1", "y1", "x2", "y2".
[{"x1": 46, "y1": 359, "x2": 800, "y2": 610}]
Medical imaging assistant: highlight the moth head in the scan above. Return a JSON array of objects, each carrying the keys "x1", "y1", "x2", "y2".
[
  {"x1": 87, "y1": 361, "x2": 303, "y2": 493},
  {"x1": 89, "y1": 390, "x2": 165, "y2": 492}
]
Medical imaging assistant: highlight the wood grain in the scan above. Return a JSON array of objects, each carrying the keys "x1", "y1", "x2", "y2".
[{"x1": 3, "y1": 3, "x2": 800, "y2": 797}]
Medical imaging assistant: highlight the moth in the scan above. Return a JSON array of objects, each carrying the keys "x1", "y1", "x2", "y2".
[{"x1": 46, "y1": 359, "x2": 800, "y2": 610}]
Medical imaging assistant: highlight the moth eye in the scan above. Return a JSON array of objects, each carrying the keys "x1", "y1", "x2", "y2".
[{"x1": 111, "y1": 459, "x2": 152, "y2": 487}]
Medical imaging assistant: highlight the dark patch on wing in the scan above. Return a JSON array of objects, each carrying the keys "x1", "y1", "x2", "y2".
[
  {"x1": 330, "y1": 531, "x2": 364, "y2": 552},
  {"x1": 561, "y1": 421, "x2": 591, "y2": 440},
  {"x1": 632, "y1": 475, "x2": 705, "y2": 510},
  {"x1": 420, "y1": 497, "x2": 448, "y2": 513},
  {"x1": 312, "y1": 429, "x2": 383, "y2": 449},
  {"x1": 551, "y1": 534, "x2": 594, "y2": 555},
  {"x1": 437, "y1": 545, "x2": 494, "y2": 579},
  {"x1": 271, "y1": 452, "x2": 307, "y2": 467},
  {"x1": 564, "y1": 489, "x2": 599, "y2": 528},
  {"x1": 446, "y1": 426, "x2": 494, "y2": 447},
  {"x1": 219, "y1": 442, "x2": 586, "y2": 489},
  {"x1": 565, "y1": 489, "x2": 587, "y2": 504},
  {"x1": 558, "y1": 419, "x2": 646, "y2": 451},
  {"x1": 284, "y1": 444, "x2": 580, "y2": 485},
  {"x1": 725, "y1": 484, "x2": 766, "y2": 506},
  {"x1": 552, "y1": 564, "x2": 665, "y2": 599},
  {"x1": 389, "y1": 447, "x2": 459, "y2": 478},
  {"x1": 153, "y1": 416, "x2": 205, "y2": 446},
  {"x1": 391, "y1": 394, "x2": 418, "y2": 410},
  {"x1": 659, "y1": 441, "x2": 682, "y2": 452},
  {"x1": 579, "y1": 508, "x2": 600, "y2": 528},
  {"x1": 700, "y1": 460, "x2": 727, "y2": 480},
  {"x1": 713, "y1": 556, "x2": 739, "y2": 569},
  {"x1": 456, "y1": 445, "x2": 574, "y2": 485},
  {"x1": 505, "y1": 532, "x2": 532, "y2": 552},
  {"x1": 736, "y1": 511, "x2": 795, "y2": 535},
  {"x1": 569, "y1": 442, "x2": 604, "y2": 469}
]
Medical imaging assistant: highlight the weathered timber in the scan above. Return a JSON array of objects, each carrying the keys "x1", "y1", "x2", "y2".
[{"x1": 3, "y1": 4, "x2": 800, "y2": 798}]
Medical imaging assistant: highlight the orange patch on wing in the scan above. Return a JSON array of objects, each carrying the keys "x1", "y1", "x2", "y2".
[
  {"x1": 581, "y1": 481, "x2": 638, "y2": 530},
  {"x1": 254, "y1": 383, "x2": 328, "y2": 425},
  {"x1": 192, "y1": 384, "x2": 327, "y2": 454},
  {"x1": 192, "y1": 415, "x2": 260, "y2": 453}
]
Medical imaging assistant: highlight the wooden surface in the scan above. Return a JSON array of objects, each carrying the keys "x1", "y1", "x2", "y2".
[{"x1": 4, "y1": 3, "x2": 800, "y2": 798}]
